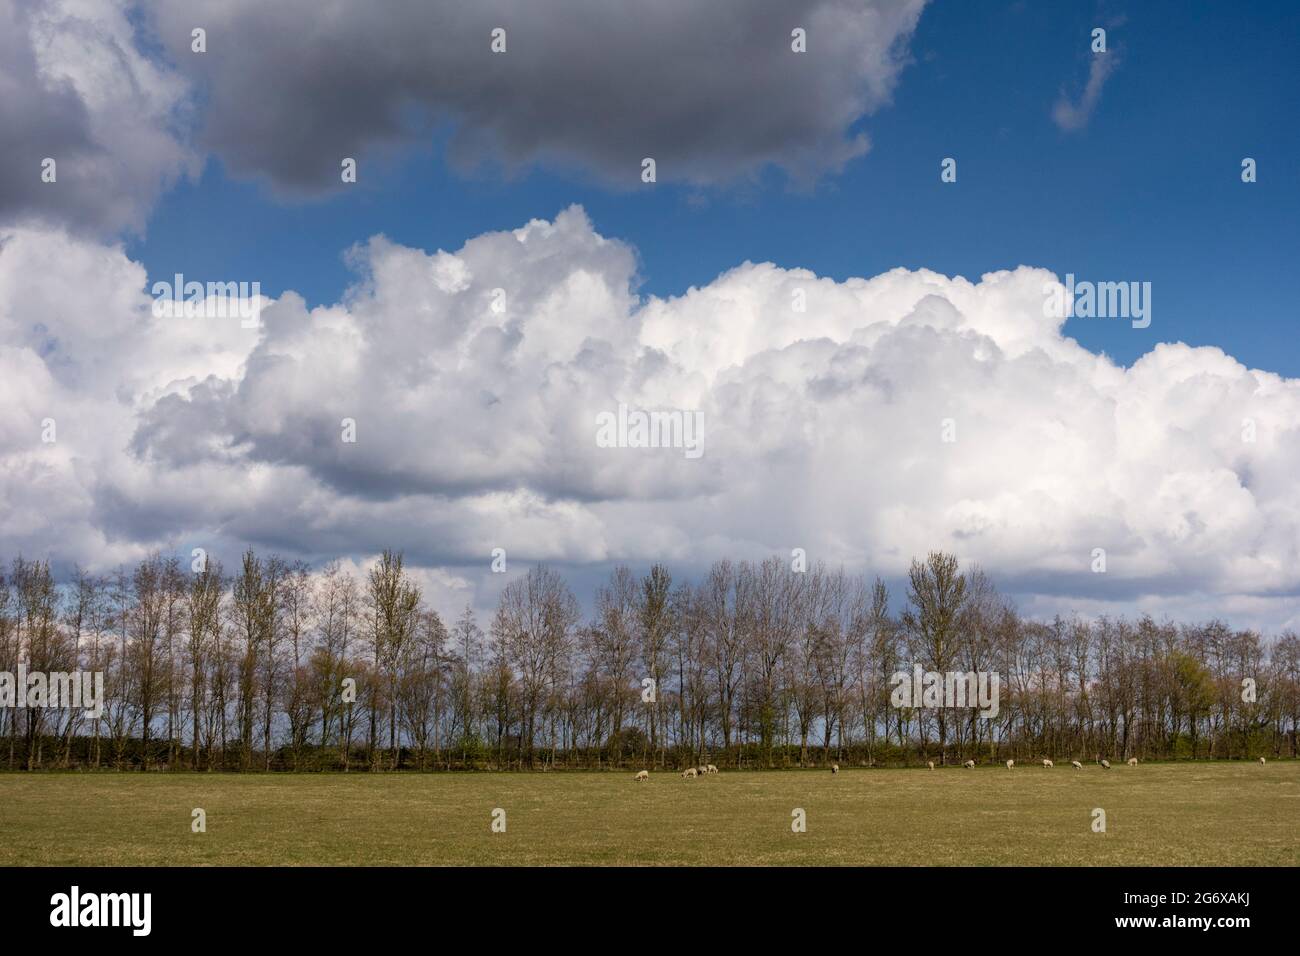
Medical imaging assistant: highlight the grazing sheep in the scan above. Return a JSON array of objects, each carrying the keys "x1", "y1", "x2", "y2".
[
  {"x1": 1005, "y1": 759, "x2": 1014, "y2": 769},
  {"x1": 697, "y1": 765, "x2": 708, "y2": 775},
  {"x1": 682, "y1": 767, "x2": 698, "y2": 779},
  {"x1": 1071, "y1": 760, "x2": 1083, "y2": 770},
  {"x1": 963, "y1": 759, "x2": 975, "y2": 769},
  {"x1": 1042, "y1": 759, "x2": 1054, "y2": 768},
  {"x1": 1127, "y1": 757, "x2": 1138, "y2": 766},
  {"x1": 831, "y1": 764, "x2": 839, "y2": 774},
  {"x1": 635, "y1": 770, "x2": 649, "y2": 782},
  {"x1": 927, "y1": 761, "x2": 935, "y2": 770},
  {"x1": 706, "y1": 764, "x2": 718, "y2": 774},
  {"x1": 1260, "y1": 757, "x2": 1266, "y2": 765},
  {"x1": 1099, "y1": 759, "x2": 1112, "y2": 770}
]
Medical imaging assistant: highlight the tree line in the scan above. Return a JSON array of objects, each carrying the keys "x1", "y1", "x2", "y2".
[{"x1": 1, "y1": 550, "x2": 1296, "y2": 771}]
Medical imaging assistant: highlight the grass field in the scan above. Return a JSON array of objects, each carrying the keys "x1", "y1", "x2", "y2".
[{"x1": 2, "y1": 762, "x2": 1297, "y2": 866}]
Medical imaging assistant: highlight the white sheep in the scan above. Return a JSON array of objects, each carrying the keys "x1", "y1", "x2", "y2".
[
  {"x1": 682, "y1": 767, "x2": 698, "y2": 779},
  {"x1": 1099, "y1": 758, "x2": 1111, "y2": 770},
  {"x1": 927, "y1": 760, "x2": 935, "y2": 770},
  {"x1": 706, "y1": 764, "x2": 718, "y2": 774},
  {"x1": 1005, "y1": 759, "x2": 1014, "y2": 769},
  {"x1": 831, "y1": 764, "x2": 839, "y2": 774},
  {"x1": 1042, "y1": 759, "x2": 1054, "y2": 768},
  {"x1": 635, "y1": 770, "x2": 649, "y2": 782},
  {"x1": 1127, "y1": 757, "x2": 1138, "y2": 766},
  {"x1": 1071, "y1": 760, "x2": 1083, "y2": 770},
  {"x1": 697, "y1": 765, "x2": 708, "y2": 775},
  {"x1": 1259, "y1": 756, "x2": 1266, "y2": 765},
  {"x1": 963, "y1": 759, "x2": 975, "y2": 769}
]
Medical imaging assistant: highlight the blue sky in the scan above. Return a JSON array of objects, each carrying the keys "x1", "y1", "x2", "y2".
[{"x1": 130, "y1": 0, "x2": 1300, "y2": 375}]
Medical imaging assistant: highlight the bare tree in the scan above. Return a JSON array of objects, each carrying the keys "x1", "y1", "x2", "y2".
[
  {"x1": 367, "y1": 550, "x2": 421, "y2": 770},
  {"x1": 186, "y1": 561, "x2": 223, "y2": 769},
  {"x1": 900, "y1": 552, "x2": 967, "y2": 764},
  {"x1": 637, "y1": 564, "x2": 672, "y2": 767},
  {"x1": 281, "y1": 561, "x2": 314, "y2": 768},
  {"x1": 701, "y1": 561, "x2": 745, "y2": 764},
  {"x1": 494, "y1": 565, "x2": 578, "y2": 767}
]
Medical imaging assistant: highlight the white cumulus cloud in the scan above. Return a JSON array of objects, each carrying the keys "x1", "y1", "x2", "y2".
[{"x1": 1, "y1": 209, "x2": 1298, "y2": 630}]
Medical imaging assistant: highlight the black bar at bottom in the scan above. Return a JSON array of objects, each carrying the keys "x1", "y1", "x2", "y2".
[{"x1": 0, "y1": 866, "x2": 1284, "y2": 941}]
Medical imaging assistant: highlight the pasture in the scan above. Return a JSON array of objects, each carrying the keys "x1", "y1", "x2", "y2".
[{"x1": 1, "y1": 762, "x2": 1296, "y2": 866}]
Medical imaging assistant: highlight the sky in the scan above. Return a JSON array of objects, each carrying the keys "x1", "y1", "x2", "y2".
[
  {"x1": 1, "y1": 0, "x2": 1298, "y2": 631},
  {"x1": 127, "y1": 0, "x2": 1300, "y2": 376}
]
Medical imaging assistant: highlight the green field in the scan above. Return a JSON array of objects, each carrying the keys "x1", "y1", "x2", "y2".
[{"x1": 2, "y1": 762, "x2": 1296, "y2": 866}]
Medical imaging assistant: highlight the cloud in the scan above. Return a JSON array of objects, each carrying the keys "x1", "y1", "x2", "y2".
[
  {"x1": 146, "y1": 0, "x2": 927, "y2": 193},
  {"x1": 1052, "y1": 49, "x2": 1119, "y2": 132},
  {"x1": 2, "y1": 209, "x2": 1299, "y2": 630},
  {"x1": 0, "y1": 0, "x2": 927, "y2": 228},
  {"x1": 0, "y1": 0, "x2": 197, "y2": 234}
]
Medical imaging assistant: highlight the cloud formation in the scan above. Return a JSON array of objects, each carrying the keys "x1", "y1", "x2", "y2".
[
  {"x1": 1052, "y1": 49, "x2": 1119, "y2": 132},
  {"x1": 148, "y1": 0, "x2": 927, "y2": 193},
  {"x1": 2, "y1": 210, "x2": 1297, "y2": 629},
  {"x1": 1, "y1": 0, "x2": 926, "y2": 230},
  {"x1": 0, "y1": 0, "x2": 196, "y2": 234}
]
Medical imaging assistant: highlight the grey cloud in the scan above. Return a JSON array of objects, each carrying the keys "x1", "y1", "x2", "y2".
[
  {"x1": 1, "y1": 0, "x2": 925, "y2": 229},
  {"x1": 150, "y1": 0, "x2": 927, "y2": 193},
  {"x1": 0, "y1": 0, "x2": 196, "y2": 234}
]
